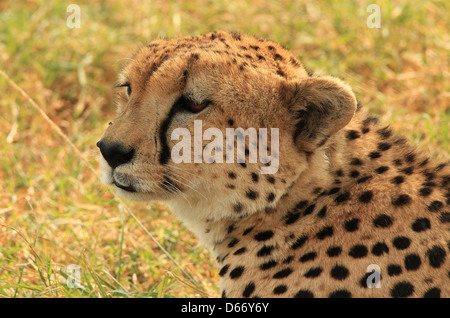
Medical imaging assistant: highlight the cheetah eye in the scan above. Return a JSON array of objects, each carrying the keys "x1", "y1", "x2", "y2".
[
  {"x1": 115, "y1": 82, "x2": 132, "y2": 98},
  {"x1": 177, "y1": 96, "x2": 213, "y2": 113}
]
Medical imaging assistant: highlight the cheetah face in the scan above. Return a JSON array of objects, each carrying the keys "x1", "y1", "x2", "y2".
[{"x1": 97, "y1": 31, "x2": 357, "y2": 223}]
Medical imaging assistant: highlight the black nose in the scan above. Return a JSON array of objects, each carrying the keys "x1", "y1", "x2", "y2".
[{"x1": 96, "y1": 140, "x2": 135, "y2": 169}]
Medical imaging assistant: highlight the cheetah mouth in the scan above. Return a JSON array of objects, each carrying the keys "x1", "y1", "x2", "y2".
[{"x1": 112, "y1": 178, "x2": 136, "y2": 193}]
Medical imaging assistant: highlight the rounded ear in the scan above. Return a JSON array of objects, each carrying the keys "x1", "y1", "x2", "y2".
[{"x1": 284, "y1": 76, "x2": 357, "y2": 152}]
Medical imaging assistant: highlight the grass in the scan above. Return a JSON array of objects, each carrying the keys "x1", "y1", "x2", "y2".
[{"x1": 0, "y1": 0, "x2": 448, "y2": 298}]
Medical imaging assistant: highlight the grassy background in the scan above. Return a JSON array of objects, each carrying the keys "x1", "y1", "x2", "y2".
[{"x1": 0, "y1": 0, "x2": 448, "y2": 297}]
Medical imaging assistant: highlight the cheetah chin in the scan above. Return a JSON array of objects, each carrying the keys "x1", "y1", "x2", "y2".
[{"x1": 97, "y1": 31, "x2": 449, "y2": 298}]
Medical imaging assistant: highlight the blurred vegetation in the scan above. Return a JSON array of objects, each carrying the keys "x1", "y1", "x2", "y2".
[{"x1": 0, "y1": 0, "x2": 448, "y2": 297}]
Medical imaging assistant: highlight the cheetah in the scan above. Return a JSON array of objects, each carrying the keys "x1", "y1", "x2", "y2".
[{"x1": 97, "y1": 31, "x2": 449, "y2": 298}]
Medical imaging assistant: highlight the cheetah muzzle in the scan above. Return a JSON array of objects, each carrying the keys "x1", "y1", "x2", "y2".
[{"x1": 97, "y1": 31, "x2": 449, "y2": 298}]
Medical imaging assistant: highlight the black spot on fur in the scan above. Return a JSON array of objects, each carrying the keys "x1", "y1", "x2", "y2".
[
  {"x1": 294, "y1": 290, "x2": 314, "y2": 298},
  {"x1": 273, "y1": 268, "x2": 293, "y2": 279},
  {"x1": 404, "y1": 254, "x2": 421, "y2": 271},
  {"x1": 233, "y1": 203, "x2": 243, "y2": 213},
  {"x1": 357, "y1": 175, "x2": 372, "y2": 184},
  {"x1": 246, "y1": 189, "x2": 259, "y2": 200},
  {"x1": 229, "y1": 266, "x2": 245, "y2": 279},
  {"x1": 375, "y1": 166, "x2": 390, "y2": 174},
  {"x1": 254, "y1": 230, "x2": 274, "y2": 241},
  {"x1": 282, "y1": 255, "x2": 294, "y2": 264},
  {"x1": 277, "y1": 69, "x2": 286, "y2": 77},
  {"x1": 391, "y1": 281, "x2": 414, "y2": 298},
  {"x1": 405, "y1": 153, "x2": 416, "y2": 163},
  {"x1": 231, "y1": 32, "x2": 242, "y2": 40},
  {"x1": 424, "y1": 287, "x2": 441, "y2": 298},
  {"x1": 328, "y1": 187, "x2": 340, "y2": 195},
  {"x1": 329, "y1": 289, "x2": 351, "y2": 298},
  {"x1": 260, "y1": 260, "x2": 277, "y2": 270},
  {"x1": 330, "y1": 265, "x2": 349, "y2": 280},
  {"x1": 426, "y1": 246, "x2": 446, "y2": 268},
  {"x1": 242, "y1": 282, "x2": 255, "y2": 297},
  {"x1": 369, "y1": 151, "x2": 381, "y2": 159},
  {"x1": 291, "y1": 235, "x2": 308, "y2": 250},
  {"x1": 257, "y1": 245, "x2": 274, "y2": 257},
  {"x1": 228, "y1": 172, "x2": 236, "y2": 179},
  {"x1": 441, "y1": 175, "x2": 450, "y2": 187},
  {"x1": 242, "y1": 226, "x2": 254, "y2": 236},
  {"x1": 350, "y1": 170, "x2": 360, "y2": 178},
  {"x1": 334, "y1": 192, "x2": 350, "y2": 204},
  {"x1": 393, "y1": 236, "x2": 411, "y2": 250},
  {"x1": 363, "y1": 116, "x2": 379, "y2": 126},
  {"x1": 440, "y1": 212, "x2": 450, "y2": 223},
  {"x1": 326, "y1": 246, "x2": 342, "y2": 257},
  {"x1": 299, "y1": 251, "x2": 317, "y2": 263},
  {"x1": 391, "y1": 175, "x2": 405, "y2": 184},
  {"x1": 273, "y1": 53, "x2": 283, "y2": 61},
  {"x1": 392, "y1": 194, "x2": 411, "y2": 206},
  {"x1": 400, "y1": 166, "x2": 414, "y2": 175},
  {"x1": 283, "y1": 211, "x2": 301, "y2": 225},
  {"x1": 295, "y1": 200, "x2": 308, "y2": 209},
  {"x1": 377, "y1": 126, "x2": 393, "y2": 139},
  {"x1": 359, "y1": 191, "x2": 373, "y2": 203},
  {"x1": 303, "y1": 204, "x2": 315, "y2": 216},
  {"x1": 411, "y1": 218, "x2": 431, "y2": 232},
  {"x1": 344, "y1": 218, "x2": 360, "y2": 232},
  {"x1": 377, "y1": 142, "x2": 392, "y2": 151},
  {"x1": 387, "y1": 264, "x2": 402, "y2": 276},
  {"x1": 219, "y1": 264, "x2": 229, "y2": 276},
  {"x1": 317, "y1": 206, "x2": 327, "y2": 218},
  {"x1": 316, "y1": 226, "x2": 333, "y2": 240},
  {"x1": 228, "y1": 238, "x2": 239, "y2": 248},
  {"x1": 419, "y1": 187, "x2": 433, "y2": 196},
  {"x1": 266, "y1": 175, "x2": 275, "y2": 184},
  {"x1": 372, "y1": 242, "x2": 389, "y2": 256},
  {"x1": 273, "y1": 285, "x2": 287, "y2": 295},
  {"x1": 427, "y1": 200, "x2": 443, "y2": 212},
  {"x1": 227, "y1": 224, "x2": 236, "y2": 234},
  {"x1": 304, "y1": 267, "x2": 322, "y2": 278},
  {"x1": 373, "y1": 214, "x2": 393, "y2": 228},
  {"x1": 423, "y1": 171, "x2": 435, "y2": 181},
  {"x1": 317, "y1": 136, "x2": 329, "y2": 147},
  {"x1": 350, "y1": 158, "x2": 364, "y2": 166},
  {"x1": 346, "y1": 130, "x2": 361, "y2": 140},
  {"x1": 418, "y1": 158, "x2": 429, "y2": 167},
  {"x1": 234, "y1": 247, "x2": 246, "y2": 255},
  {"x1": 349, "y1": 244, "x2": 368, "y2": 258}
]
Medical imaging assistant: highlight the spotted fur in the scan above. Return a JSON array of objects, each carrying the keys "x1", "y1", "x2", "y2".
[{"x1": 98, "y1": 31, "x2": 450, "y2": 298}]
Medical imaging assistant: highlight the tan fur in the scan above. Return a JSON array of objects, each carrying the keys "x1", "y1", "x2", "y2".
[{"x1": 98, "y1": 31, "x2": 449, "y2": 298}]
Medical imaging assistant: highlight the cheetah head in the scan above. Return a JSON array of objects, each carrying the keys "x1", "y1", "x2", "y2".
[{"x1": 97, "y1": 31, "x2": 357, "y2": 230}]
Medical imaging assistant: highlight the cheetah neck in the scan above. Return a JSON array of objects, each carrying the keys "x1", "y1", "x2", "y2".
[{"x1": 170, "y1": 109, "x2": 428, "y2": 260}]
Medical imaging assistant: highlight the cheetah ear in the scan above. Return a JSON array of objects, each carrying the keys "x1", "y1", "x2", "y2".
[{"x1": 285, "y1": 76, "x2": 357, "y2": 152}]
